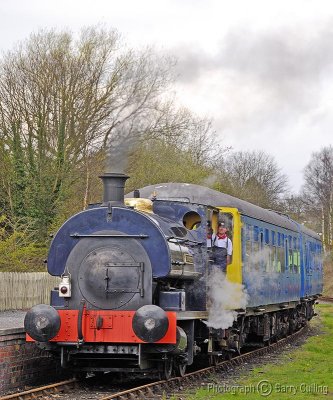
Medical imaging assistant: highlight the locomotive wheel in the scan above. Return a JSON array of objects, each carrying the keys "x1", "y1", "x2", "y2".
[
  {"x1": 163, "y1": 357, "x2": 173, "y2": 380},
  {"x1": 235, "y1": 340, "x2": 241, "y2": 355},
  {"x1": 209, "y1": 354, "x2": 219, "y2": 366},
  {"x1": 175, "y1": 362, "x2": 187, "y2": 377}
]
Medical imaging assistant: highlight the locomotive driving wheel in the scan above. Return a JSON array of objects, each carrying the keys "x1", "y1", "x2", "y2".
[
  {"x1": 162, "y1": 356, "x2": 173, "y2": 380},
  {"x1": 175, "y1": 360, "x2": 187, "y2": 377},
  {"x1": 209, "y1": 354, "x2": 219, "y2": 366}
]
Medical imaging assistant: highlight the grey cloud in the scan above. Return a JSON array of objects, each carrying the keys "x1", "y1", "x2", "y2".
[
  {"x1": 173, "y1": 46, "x2": 212, "y2": 83},
  {"x1": 172, "y1": 19, "x2": 333, "y2": 138},
  {"x1": 221, "y1": 24, "x2": 333, "y2": 81},
  {"x1": 173, "y1": 20, "x2": 333, "y2": 96}
]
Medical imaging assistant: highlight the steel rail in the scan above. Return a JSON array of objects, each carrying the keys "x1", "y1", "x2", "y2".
[
  {"x1": 0, "y1": 379, "x2": 77, "y2": 400},
  {"x1": 99, "y1": 325, "x2": 308, "y2": 400}
]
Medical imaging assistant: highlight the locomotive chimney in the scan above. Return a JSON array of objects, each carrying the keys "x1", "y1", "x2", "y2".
[{"x1": 99, "y1": 172, "x2": 129, "y2": 206}]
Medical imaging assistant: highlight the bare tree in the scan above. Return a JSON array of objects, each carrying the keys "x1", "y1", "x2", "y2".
[
  {"x1": 217, "y1": 150, "x2": 288, "y2": 209},
  {"x1": 303, "y1": 146, "x2": 333, "y2": 251},
  {"x1": 179, "y1": 117, "x2": 229, "y2": 166},
  {"x1": 126, "y1": 134, "x2": 217, "y2": 192},
  {"x1": 0, "y1": 27, "x2": 205, "y2": 236},
  {"x1": 283, "y1": 195, "x2": 307, "y2": 222}
]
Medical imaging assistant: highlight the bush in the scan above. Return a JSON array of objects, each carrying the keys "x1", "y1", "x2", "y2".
[{"x1": 0, "y1": 215, "x2": 47, "y2": 271}]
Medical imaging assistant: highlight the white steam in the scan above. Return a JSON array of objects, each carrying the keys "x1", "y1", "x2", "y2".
[
  {"x1": 245, "y1": 247, "x2": 280, "y2": 292},
  {"x1": 200, "y1": 174, "x2": 220, "y2": 188},
  {"x1": 205, "y1": 267, "x2": 248, "y2": 330}
]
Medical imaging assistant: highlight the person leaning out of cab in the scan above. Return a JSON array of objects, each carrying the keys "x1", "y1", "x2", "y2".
[{"x1": 212, "y1": 222, "x2": 232, "y2": 272}]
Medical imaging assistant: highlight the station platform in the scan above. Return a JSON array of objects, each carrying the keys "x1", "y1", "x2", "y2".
[
  {"x1": 0, "y1": 310, "x2": 26, "y2": 335},
  {"x1": 0, "y1": 309, "x2": 67, "y2": 395}
]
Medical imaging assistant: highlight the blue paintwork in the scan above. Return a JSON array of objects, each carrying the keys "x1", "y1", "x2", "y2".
[
  {"x1": 50, "y1": 290, "x2": 65, "y2": 307},
  {"x1": 48, "y1": 206, "x2": 172, "y2": 278},
  {"x1": 241, "y1": 215, "x2": 323, "y2": 307},
  {"x1": 153, "y1": 200, "x2": 208, "y2": 311},
  {"x1": 293, "y1": 220, "x2": 323, "y2": 298},
  {"x1": 47, "y1": 195, "x2": 322, "y2": 313},
  {"x1": 302, "y1": 238, "x2": 323, "y2": 297}
]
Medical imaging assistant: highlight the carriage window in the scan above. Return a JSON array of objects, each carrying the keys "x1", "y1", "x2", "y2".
[
  {"x1": 277, "y1": 232, "x2": 282, "y2": 246},
  {"x1": 246, "y1": 224, "x2": 253, "y2": 241},
  {"x1": 246, "y1": 240, "x2": 252, "y2": 259},
  {"x1": 264, "y1": 244, "x2": 272, "y2": 272},
  {"x1": 288, "y1": 244, "x2": 294, "y2": 272},
  {"x1": 253, "y1": 241, "x2": 260, "y2": 253},
  {"x1": 313, "y1": 244, "x2": 322, "y2": 271},
  {"x1": 288, "y1": 235, "x2": 292, "y2": 246},
  {"x1": 284, "y1": 239, "x2": 289, "y2": 272},
  {"x1": 277, "y1": 247, "x2": 285, "y2": 272},
  {"x1": 264, "y1": 229, "x2": 270, "y2": 244},
  {"x1": 271, "y1": 246, "x2": 277, "y2": 271},
  {"x1": 244, "y1": 224, "x2": 253, "y2": 266},
  {"x1": 293, "y1": 250, "x2": 300, "y2": 273},
  {"x1": 254, "y1": 226, "x2": 259, "y2": 241}
]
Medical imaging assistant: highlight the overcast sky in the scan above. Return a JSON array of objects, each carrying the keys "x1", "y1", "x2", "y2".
[{"x1": 1, "y1": 0, "x2": 332, "y2": 193}]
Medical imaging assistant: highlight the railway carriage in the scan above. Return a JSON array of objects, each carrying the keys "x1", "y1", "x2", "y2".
[
  {"x1": 136, "y1": 182, "x2": 322, "y2": 306},
  {"x1": 24, "y1": 176, "x2": 323, "y2": 378}
]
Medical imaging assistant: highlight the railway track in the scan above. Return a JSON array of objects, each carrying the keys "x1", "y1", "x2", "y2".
[
  {"x1": 0, "y1": 379, "x2": 78, "y2": 400},
  {"x1": 0, "y1": 325, "x2": 308, "y2": 400}
]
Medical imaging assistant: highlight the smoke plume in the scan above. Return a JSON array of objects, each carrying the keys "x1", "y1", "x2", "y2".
[
  {"x1": 205, "y1": 267, "x2": 248, "y2": 330},
  {"x1": 106, "y1": 124, "x2": 140, "y2": 174}
]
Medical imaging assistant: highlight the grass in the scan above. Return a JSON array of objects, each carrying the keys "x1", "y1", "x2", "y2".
[{"x1": 183, "y1": 304, "x2": 333, "y2": 399}]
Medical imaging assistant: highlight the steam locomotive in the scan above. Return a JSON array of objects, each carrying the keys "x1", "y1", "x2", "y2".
[{"x1": 24, "y1": 174, "x2": 323, "y2": 378}]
